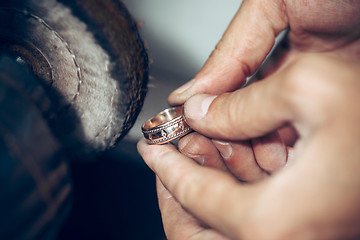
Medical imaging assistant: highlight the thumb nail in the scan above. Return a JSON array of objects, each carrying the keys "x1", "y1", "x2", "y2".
[
  {"x1": 169, "y1": 79, "x2": 197, "y2": 105},
  {"x1": 184, "y1": 94, "x2": 217, "y2": 120},
  {"x1": 173, "y1": 79, "x2": 195, "y2": 94},
  {"x1": 213, "y1": 140, "x2": 233, "y2": 160}
]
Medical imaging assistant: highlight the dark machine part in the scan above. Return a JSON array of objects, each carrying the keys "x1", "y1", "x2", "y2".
[
  {"x1": 0, "y1": 55, "x2": 73, "y2": 239},
  {"x1": 0, "y1": 0, "x2": 149, "y2": 239},
  {"x1": 0, "y1": 0, "x2": 149, "y2": 155}
]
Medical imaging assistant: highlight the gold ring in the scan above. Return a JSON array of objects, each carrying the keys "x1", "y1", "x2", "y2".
[{"x1": 141, "y1": 106, "x2": 192, "y2": 145}]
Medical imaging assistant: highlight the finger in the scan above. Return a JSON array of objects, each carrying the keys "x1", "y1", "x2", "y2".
[
  {"x1": 157, "y1": 177, "x2": 204, "y2": 239},
  {"x1": 157, "y1": 177, "x2": 228, "y2": 240},
  {"x1": 251, "y1": 131, "x2": 287, "y2": 173},
  {"x1": 182, "y1": 77, "x2": 292, "y2": 175},
  {"x1": 183, "y1": 54, "x2": 348, "y2": 141},
  {"x1": 183, "y1": 85, "x2": 291, "y2": 141},
  {"x1": 137, "y1": 139, "x2": 261, "y2": 239},
  {"x1": 168, "y1": 0, "x2": 288, "y2": 105},
  {"x1": 179, "y1": 133, "x2": 270, "y2": 182},
  {"x1": 212, "y1": 140, "x2": 268, "y2": 182},
  {"x1": 178, "y1": 132, "x2": 227, "y2": 171},
  {"x1": 278, "y1": 125, "x2": 298, "y2": 147}
]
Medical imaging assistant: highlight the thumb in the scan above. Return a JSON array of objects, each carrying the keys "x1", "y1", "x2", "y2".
[
  {"x1": 169, "y1": 0, "x2": 288, "y2": 105},
  {"x1": 183, "y1": 76, "x2": 292, "y2": 141}
]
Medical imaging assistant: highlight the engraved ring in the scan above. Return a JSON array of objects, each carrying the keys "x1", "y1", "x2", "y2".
[{"x1": 142, "y1": 106, "x2": 192, "y2": 145}]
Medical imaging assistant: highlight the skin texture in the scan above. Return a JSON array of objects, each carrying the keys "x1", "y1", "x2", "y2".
[{"x1": 138, "y1": 0, "x2": 360, "y2": 239}]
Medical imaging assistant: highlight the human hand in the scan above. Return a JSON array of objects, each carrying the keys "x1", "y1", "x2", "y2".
[
  {"x1": 138, "y1": 0, "x2": 360, "y2": 239},
  {"x1": 138, "y1": 54, "x2": 360, "y2": 239},
  {"x1": 166, "y1": 0, "x2": 360, "y2": 186},
  {"x1": 168, "y1": 0, "x2": 360, "y2": 105}
]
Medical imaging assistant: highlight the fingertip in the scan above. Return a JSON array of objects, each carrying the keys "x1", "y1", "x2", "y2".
[
  {"x1": 184, "y1": 92, "x2": 243, "y2": 140},
  {"x1": 137, "y1": 138, "x2": 177, "y2": 169},
  {"x1": 136, "y1": 138, "x2": 148, "y2": 156},
  {"x1": 212, "y1": 140, "x2": 233, "y2": 160},
  {"x1": 213, "y1": 140, "x2": 268, "y2": 182},
  {"x1": 178, "y1": 132, "x2": 227, "y2": 170},
  {"x1": 168, "y1": 92, "x2": 190, "y2": 107},
  {"x1": 177, "y1": 133, "x2": 200, "y2": 161},
  {"x1": 137, "y1": 138, "x2": 175, "y2": 153},
  {"x1": 168, "y1": 79, "x2": 197, "y2": 106},
  {"x1": 178, "y1": 132, "x2": 207, "y2": 166},
  {"x1": 252, "y1": 132, "x2": 287, "y2": 173},
  {"x1": 178, "y1": 132, "x2": 194, "y2": 152},
  {"x1": 184, "y1": 94, "x2": 217, "y2": 120}
]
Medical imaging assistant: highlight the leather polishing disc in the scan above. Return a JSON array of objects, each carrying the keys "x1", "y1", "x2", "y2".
[{"x1": 0, "y1": 0, "x2": 149, "y2": 155}]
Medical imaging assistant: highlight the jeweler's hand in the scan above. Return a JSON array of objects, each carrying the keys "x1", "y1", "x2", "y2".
[
  {"x1": 168, "y1": 0, "x2": 360, "y2": 105},
  {"x1": 139, "y1": 1, "x2": 360, "y2": 239},
  {"x1": 138, "y1": 54, "x2": 360, "y2": 239},
  {"x1": 167, "y1": 0, "x2": 360, "y2": 186},
  {"x1": 166, "y1": 0, "x2": 360, "y2": 189}
]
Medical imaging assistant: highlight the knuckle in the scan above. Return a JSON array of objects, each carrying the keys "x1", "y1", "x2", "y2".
[
  {"x1": 278, "y1": 56, "x2": 348, "y2": 121},
  {"x1": 213, "y1": 38, "x2": 253, "y2": 77}
]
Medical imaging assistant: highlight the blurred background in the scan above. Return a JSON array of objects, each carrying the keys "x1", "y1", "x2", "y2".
[{"x1": 58, "y1": 1, "x2": 241, "y2": 239}]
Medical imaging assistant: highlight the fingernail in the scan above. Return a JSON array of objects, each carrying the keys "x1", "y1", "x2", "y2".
[
  {"x1": 213, "y1": 140, "x2": 233, "y2": 160},
  {"x1": 174, "y1": 79, "x2": 195, "y2": 94},
  {"x1": 186, "y1": 154, "x2": 206, "y2": 166},
  {"x1": 178, "y1": 134, "x2": 206, "y2": 165},
  {"x1": 185, "y1": 94, "x2": 217, "y2": 120},
  {"x1": 178, "y1": 133, "x2": 192, "y2": 151},
  {"x1": 280, "y1": 149, "x2": 289, "y2": 167}
]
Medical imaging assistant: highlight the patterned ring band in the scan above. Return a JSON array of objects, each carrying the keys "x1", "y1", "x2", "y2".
[{"x1": 141, "y1": 106, "x2": 192, "y2": 145}]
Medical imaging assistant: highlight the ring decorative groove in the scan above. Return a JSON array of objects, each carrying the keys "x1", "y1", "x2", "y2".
[{"x1": 142, "y1": 106, "x2": 192, "y2": 144}]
